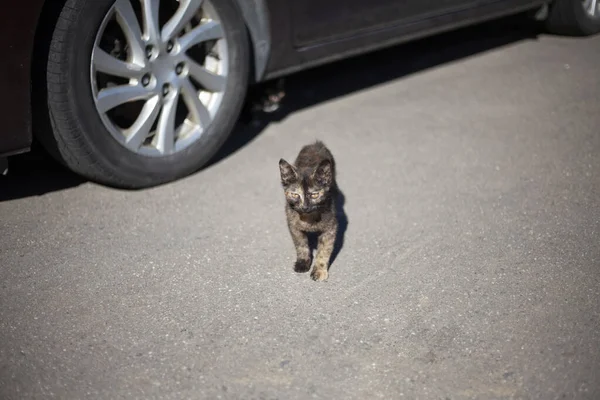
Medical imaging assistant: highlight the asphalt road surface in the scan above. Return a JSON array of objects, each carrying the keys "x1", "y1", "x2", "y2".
[{"x1": 1, "y1": 17, "x2": 599, "y2": 400}]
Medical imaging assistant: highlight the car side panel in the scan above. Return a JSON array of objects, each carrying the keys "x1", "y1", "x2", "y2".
[
  {"x1": 263, "y1": 0, "x2": 547, "y2": 80},
  {"x1": 291, "y1": 0, "x2": 473, "y2": 47},
  {"x1": 232, "y1": 0, "x2": 271, "y2": 82},
  {"x1": 0, "y1": 0, "x2": 46, "y2": 157}
]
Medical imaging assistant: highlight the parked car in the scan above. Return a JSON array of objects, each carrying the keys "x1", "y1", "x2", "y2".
[{"x1": 1, "y1": 0, "x2": 599, "y2": 188}]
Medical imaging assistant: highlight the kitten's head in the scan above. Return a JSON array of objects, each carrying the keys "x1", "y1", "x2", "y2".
[{"x1": 279, "y1": 158, "x2": 333, "y2": 214}]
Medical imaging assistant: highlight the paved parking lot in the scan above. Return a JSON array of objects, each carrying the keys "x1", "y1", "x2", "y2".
[{"x1": 1, "y1": 17, "x2": 599, "y2": 399}]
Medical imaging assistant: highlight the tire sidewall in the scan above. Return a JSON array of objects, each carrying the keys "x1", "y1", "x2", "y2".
[{"x1": 53, "y1": 0, "x2": 249, "y2": 186}]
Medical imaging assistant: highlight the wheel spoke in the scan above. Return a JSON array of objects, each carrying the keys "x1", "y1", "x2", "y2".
[
  {"x1": 186, "y1": 57, "x2": 226, "y2": 92},
  {"x1": 96, "y1": 84, "x2": 152, "y2": 113},
  {"x1": 590, "y1": 0, "x2": 598, "y2": 16},
  {"x1": 181, "y1": 79, "x2": 211, "y2": 128},
  {"x1": 155, "y1": 91, "x2": 180, "y2": 154},
  {"x1": 124, "y1": 95, "x2": 161, "y2": 149},
  {"x1": 140, "y1": 0, "x2": 161, "y2": 43},
  {"x1": 178, "y1": 20, "x2": 223, "y2": 52},
  {"x1": 114, "y1": 0, "x2": 145, "y2": 63},
  {"x1": 162, "y1": 0, "x2": 203, "y2": 42},
  {"x1": 93, "y1": 47, "x2": 143, "y2": 78}
]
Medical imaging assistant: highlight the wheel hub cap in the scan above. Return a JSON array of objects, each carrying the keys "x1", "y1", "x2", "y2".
[
  {"x1": 151, "y1": 55, "x2": 179, "y2": 91},
  {"x1": 90, "y1": 0, "x2": 228, "y2": 157}
]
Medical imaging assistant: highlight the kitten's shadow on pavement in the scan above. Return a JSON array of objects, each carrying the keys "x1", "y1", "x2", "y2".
[
  {"x1": 305, "y1": 188, "x2": 348, "y2": 270},
  {"x1": 330, "y1": 189, "x2": 348, "y2": 268}
]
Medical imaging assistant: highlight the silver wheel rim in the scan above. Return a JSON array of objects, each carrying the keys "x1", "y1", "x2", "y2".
[
  {"x1": 91, "y1": 0, "x2": 228, "y2": 157},
  {"x1": 583, "y1": 0, "x2": 600, "y2": 18}
]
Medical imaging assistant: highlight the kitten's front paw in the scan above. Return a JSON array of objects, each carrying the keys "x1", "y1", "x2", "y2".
[
  {"x1": 294, "y1": 259, "x2": 311, "y2": 273},
  {"x1": 311, "y1": 269, "x2": 328, "y2": 281}
]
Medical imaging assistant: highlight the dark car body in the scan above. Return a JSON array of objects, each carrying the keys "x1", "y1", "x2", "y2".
[
  {"x1": 0, "y1": 0, "x2": 45, "y2": 157},
  {"x1": 0, "y1": 0, "x2": 548, "y2": 158}
]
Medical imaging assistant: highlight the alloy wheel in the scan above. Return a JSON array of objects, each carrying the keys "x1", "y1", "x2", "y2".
[{"x1": 90, "y1": 0, "x2": 228, "y2": 156}]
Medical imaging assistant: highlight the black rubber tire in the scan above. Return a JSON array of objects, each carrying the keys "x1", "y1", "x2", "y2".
[
  {"x1": 39, "y1": 0, "x2": 249, "y2": 189},
  {"x1": 545, "y1": 0, "x2": 600, "y2": 36}
]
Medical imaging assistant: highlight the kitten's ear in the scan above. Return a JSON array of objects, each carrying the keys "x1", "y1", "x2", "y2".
[
  {"x1": 279, "y1": 159, "x2": 298, "y2": 186},
  {"x1": 313, "y1": 159, "x2": 333, "y2": 186}
]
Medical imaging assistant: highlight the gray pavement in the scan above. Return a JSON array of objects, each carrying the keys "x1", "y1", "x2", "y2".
[{"x1": 1, "y1": 20, "x2": 599, "y2": 399}]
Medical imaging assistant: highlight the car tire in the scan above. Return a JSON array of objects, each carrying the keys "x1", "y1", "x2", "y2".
[
  {"x1": 38, "y1": 0, "x2": 250, "y2": 189},
  {"x1": 545, "y1": 0, "x2": 600, "y2": 35}
]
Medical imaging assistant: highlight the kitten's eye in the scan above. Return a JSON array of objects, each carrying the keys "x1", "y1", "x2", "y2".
[
  {"x1": 309, "y1": 192, "x2": 320, "y2": 199},
  {"x1": 290, "y1": 193, "x2": 300, "y2": 199}
]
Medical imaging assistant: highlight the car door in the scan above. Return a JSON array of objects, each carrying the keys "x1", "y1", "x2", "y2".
[{"x1": 291, "y1": 0, "x2": 476, "y2": 48}]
